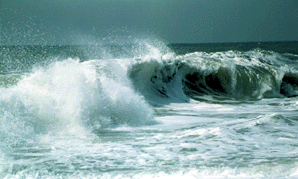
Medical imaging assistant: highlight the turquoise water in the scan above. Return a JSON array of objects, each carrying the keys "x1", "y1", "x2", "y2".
[{"x1": 1, "y1": 41, "x2": 298, "y2": 178}]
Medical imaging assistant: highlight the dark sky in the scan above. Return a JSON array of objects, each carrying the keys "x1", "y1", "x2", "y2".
[{"x1": 1, "y1": 0, "x2": 298, "y2": 45}]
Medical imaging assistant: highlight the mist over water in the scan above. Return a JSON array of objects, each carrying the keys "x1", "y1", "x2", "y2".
[{"x1": 1, "y1": 40, "x2": 298, "y2": 178}]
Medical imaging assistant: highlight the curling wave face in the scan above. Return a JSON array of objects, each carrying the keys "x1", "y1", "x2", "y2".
[{"x1": 128, "y1": 49, "x2": 298, "y2": 104}]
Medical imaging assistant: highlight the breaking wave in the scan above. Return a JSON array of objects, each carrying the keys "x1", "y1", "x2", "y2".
[
  {"x1": 1, "y1": 43, "x2": 298, "y2": 150},
  {"x1": 128, "y1": 49, "x2": 298, "y2": 104},
  {"x1": 0, "y1": 58, "x2": 156, "y2": 149}
]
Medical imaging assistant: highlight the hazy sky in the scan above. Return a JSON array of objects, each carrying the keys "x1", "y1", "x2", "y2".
[{"x1": 1, "y1": 0, "x2": 298, "y2": 45}]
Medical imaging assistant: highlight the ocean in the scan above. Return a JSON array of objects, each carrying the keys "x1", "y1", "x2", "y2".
[{"x1": 1, "y1": 41, "x2": 298, "y2": 178}]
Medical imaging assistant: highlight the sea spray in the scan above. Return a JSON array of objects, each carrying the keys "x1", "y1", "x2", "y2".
[{"x1": 0, "y1": 58, "x2": 155, "y2": 151}]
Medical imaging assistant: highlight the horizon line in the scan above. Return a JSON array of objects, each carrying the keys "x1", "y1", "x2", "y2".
[{"x1": 1, "y1": 40, "x2": 298, "y2": 46}]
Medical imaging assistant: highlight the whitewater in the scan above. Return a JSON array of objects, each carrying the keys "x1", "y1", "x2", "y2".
[{"x1": 1, "y1": 41, "x2": 298, "y2": 178}]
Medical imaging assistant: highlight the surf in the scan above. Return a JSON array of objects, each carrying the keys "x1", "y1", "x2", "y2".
[
  {"x1": 1, "y1": 44, "x2": 298, "y2": 146},
  {"x1": 1, "y1": 41, "x2": 298, "y2": 178}
]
